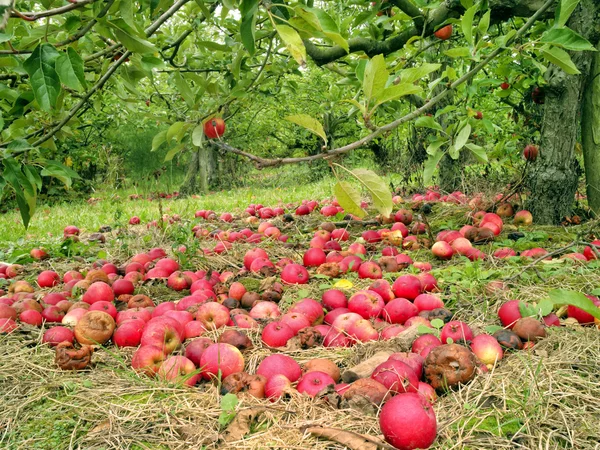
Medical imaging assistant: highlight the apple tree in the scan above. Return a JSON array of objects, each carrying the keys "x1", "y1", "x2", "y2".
[{"x1": 0, "y1": 0, "x2": 598, "y2": 227}]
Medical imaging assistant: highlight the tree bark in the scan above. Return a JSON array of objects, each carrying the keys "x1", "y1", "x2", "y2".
[
  {"x1": 180, "y1": 149, "x2": 200, "y2": 195},
  {"x1": 525, "y1": 0, "x2": 598, "y2": 224},
  {"x1": 582, "y1": 42, "x2": 600, "y2": 216}
]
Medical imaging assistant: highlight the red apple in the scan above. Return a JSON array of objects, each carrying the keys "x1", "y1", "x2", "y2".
[
  {"x1": 288, "y1": 298, "x2": 324, "y2": 325},
  {"x1": 158, "y1": 355, "x2": 199, "y2": 386},
  {"x1": 348, "y1": 290, "x2": 385, "y2": 319},
  {"x1": 257, "y1": 353, "x2": 301, "y2": 382},
  {"x1": 140, "y1": 319, "x2": 182, "y2": 354},
  {"x1": 322, "y1": 289, "x2": 347, "y2": 311},
  {"x1": 383, "y1": 298, "x2": 418, "y2": 324},
  {"x1": 392, "y1": 275, "x2": 422, "y2": 300},
  {"x1": 281, "y1": 264, "x2": 309, "y2": 284},
  {"x1": 196, "y1": 302, "x2": 230, "y2": 330},
  {"x1": 440, "y1": 320, "x2": 474, "y2": 344},
  {"x1": 380, "y1": 393, "x2": 437, "y2": 449},
  {"x1": 37, "y1": 270, "x2": 60, "y2": 288},
  {"x1": 297, "y1": 371, "x2": 335, "y2": 397},
  {"x1": 113, "y1": 319, "x2": 144, "y2": 347},
  {"x1": 184, "y1": 337, "x2": 213, "y2": 366},
  {"x1": 372, "y1": 359, "x2": 419, "y2": 393},
  {"x1": 413, "y1": 294, "x2": 444, "y2": 312},
  {"x1": 43, "y1": 326, "x2": 74, "y2": 346},
  {"x1": 470, "y1": 334, "x2": 504, "y2": 367},
  {"x1": 131, "y1": 345, "x2": 165, "y2": 377},
  {"x1": 249, "y1": 301, "x2": 281, "y2": 320},
  {"x1": 264, "y1": 374, "x2": 292, "y2": 401},
  {"x1": 261, "y1": 321, "x2": 295, "y2": 347},
  {"x1": 411, "y1": 334, "x2": 442, "y2": 354},
  {"x1": 200, "y1": 343, "x2": 245, "y2": 380},
  {"x1": 82, "y1": 282, "x2": 114, "y2": 305}
]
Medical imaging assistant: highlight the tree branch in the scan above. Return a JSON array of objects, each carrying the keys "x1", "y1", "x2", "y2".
[
  {"x1": 304, "y1": 2, "x2": 455, "y2": 65},
  {"x1": 211, "y1": 0, "x2": 556, "y2": 168},
  {"x1": 11, "y1": 0, "x2": 95, "y2": 21},
  {"x1": 303, "y1": 0, "x2": 555, "y2": 66},
  {"x1": 390, "y1": 0, "x2": 425, "y2": 29},
  {"x1": 2, "y1": 0, "x2": 192, "y2": 151}
]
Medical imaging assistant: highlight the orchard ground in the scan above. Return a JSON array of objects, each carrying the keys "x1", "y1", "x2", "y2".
[{"x1": 1, "y1": 175, "x2": 599, "y2": 450}]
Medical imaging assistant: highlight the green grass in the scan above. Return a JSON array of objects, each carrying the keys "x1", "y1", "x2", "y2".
[
  {"x1": 2, "y1": 167, "x2": 600, "y2": 449},
  {"x1": 0, "y1": 172, "x2": 338, "y2": 245}
]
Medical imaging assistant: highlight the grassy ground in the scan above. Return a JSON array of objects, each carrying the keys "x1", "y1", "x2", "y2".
[
  {"x1": 0, "y1": 169, "x2": 337, "y2": 245},
  {"x1": 1, "y1": 179, "x2": 599, "y2": 450}
]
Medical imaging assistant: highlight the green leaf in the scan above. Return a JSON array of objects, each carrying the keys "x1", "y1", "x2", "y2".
[
  {"x1": 192, "y1": 124, "x2": 204, "y2": 147},
  {"x1": 55, "y1": 47, "x2": 87, "y2": 92},
  {"x1": 541, "y1": 45, "x2": 580, "y2": 74},
  {"x1": 462, "y1": 4, "x2": 478, "y2": 46},
  {"x1": 167, "y1": 122, "x2": 186, "y2": 142},
  {"x1": 173, "y1": 72, "x2": 195, "y2": 107},
  {"x1": 23, "y1": 43, "x2": 61, "y2": 111},
  {"x1": 3, "y1": 159, "x2": 36, "y2": 228},
  {"x1": 294, "y1": 7, "x2": 348, "y2": 52},
  {"x1": 275, "y1": 24, "x2": 306, "y2": 66},
  {"x1": 140, "y1": 55, "x2": 165, "y2": 72},
  {"x1": 465, "y1": 143, "x2": 488, "y2": 163},
  {"x1": 0, "y1": 32, "x2": 13, "y2": 43},
  {"x1": 197, "y1": 41, "x2": 231, "y2": 52},
  {"x1": 443, "y1": 47, "x2": 471, "y2": 58},
  {"x1": 454, "y1": 123, "x2": 471, "y2": 151},
  {"x1": 478, "y1": 10, "x2": 490, "y2": 38},
  {"x1": 398, "y1": 63, "x2": 441, "y2": 84},
  {"x1": 540, "y1": 27, "x2": 597, "y2": 51},
  {"x1": 164, "y1": 143, "x2": 185, "y2": 162},
  {"x1": 285, "y1": 114, "x2": 327, "y2": 144},
  {"x1": 548, "y1": 289, "x2": 600, "y2": 319},
  {"x1": 423, "y1": 150, "x2": 445, "y2": 185},
  {"x1": 555, "y1": 0, "x2": 580, "y2": 27},
  {"x1": 518, "y1": 302, "x2": 537, "y2": 318},
  {"x1": 240, "y1": 0, "x2": 259, "y2": 55},
  {"x1": 151, "y1": 130, "x2": 167, "y2": 151},
  {"x1": 221, "y1": 393, "x2": 239, "y2": 411},
  {"x1": 194, "y1": 0, "x2": 212, "y2": 18},
  {"x1": 373, "y1": 83, "x2": 423, "y2": 110},
  {"x1": 108, "y1": 20, "x2": 156, "y2": 54},
  {"x1": 119, "y1": 0, "x2": 135, "y2": 30},
  {"x1": 350, "y1": 168, "x2": 393, "y2": 218},
  {"x1": 485, "y1": 325, "x2": 504, "y2": 334},
  {"x1": 426, "y1": 139, "x2": 447, "y2": 155},
  {"x1": 39, "y1": 160, "x2": 80, "y2": 188},
  {"x1": 342, "y1": 98, "x2": 366, "y2": 116},
  {"x1": 363, "y1": 54, "x2": 388, "y2": 105},
  {"x1": 415, "y1": 115, "x2": 443, "y2": 131},
  {"x1": 218, "y1": 394, "x2": 238, "y2": 427},
  {"x1": 430, "y1": 318, "x2": 444, "y2": 329},
  {"x1": 537, "y1": 298, "x2": 555, "y2": 317},
  {"x1": 333, "y1": 181, "x2": 366, "y2": 218},
  {"x1": 417, "y1": 324, "x2": 438, "y2": 335}
]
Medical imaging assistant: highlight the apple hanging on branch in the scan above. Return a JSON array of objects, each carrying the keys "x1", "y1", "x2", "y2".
[
  {"x1": 204, "y1": 117, "x2": 226, "y2": 139},
  {"x1": 434, "y1": 24, "x2": 452, "y2": 40}
]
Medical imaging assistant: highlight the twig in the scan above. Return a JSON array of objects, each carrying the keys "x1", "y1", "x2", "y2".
[
  {"x1": 504, "y1": 241, "x2": 577, "y2": 283},
  {"x1": 11, "y1": 0, "x2": 95, "y2": 21}
]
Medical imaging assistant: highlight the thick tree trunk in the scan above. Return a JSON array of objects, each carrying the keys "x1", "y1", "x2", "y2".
[
  {"x1": 180, "y1": 148, "x2": 200, "y2": 195},
  {"x1": 180, "y1": 146, "x2": 217, "y2": 195},
  {"x1": 582, "y1": 43, "x2": 600, "y2": 216},
  {"x1": 438, "y1": 153, "x2": 464, "y2": 192},
  {"x1": 525, "y1": 0, "x2": 597, "y2": 224}
]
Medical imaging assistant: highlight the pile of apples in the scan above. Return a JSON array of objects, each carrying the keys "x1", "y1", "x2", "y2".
[{"x1": 2, "y1": 189, "x2": 600, "y2": 450}]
